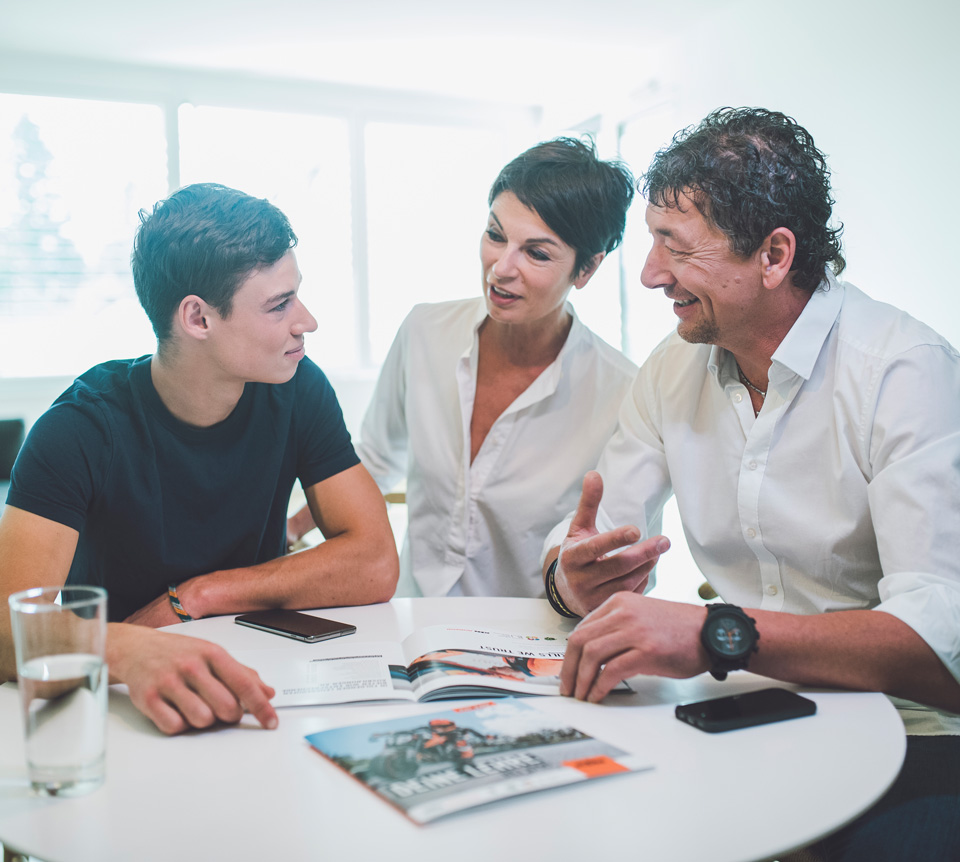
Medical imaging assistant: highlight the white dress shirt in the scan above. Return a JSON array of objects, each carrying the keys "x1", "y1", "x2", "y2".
[
  {"x1": 545, "y1": 273, "x2": 960, "y2": 733},
  {"x1": 358, "y1": 297, "x2": 637, "y2": 598}
]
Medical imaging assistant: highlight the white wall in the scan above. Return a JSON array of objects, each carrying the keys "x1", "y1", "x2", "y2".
[{"x1": 646, "y1": 0, "x2": 960, "y2": 348}]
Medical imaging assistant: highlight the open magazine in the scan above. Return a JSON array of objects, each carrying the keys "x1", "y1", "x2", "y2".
[
  {"x1": 232, "y1": 624, "x2": 628, "y2": 707},
  {"x1": 305, "y1": 699, "x2": 652, "y2": 824}
]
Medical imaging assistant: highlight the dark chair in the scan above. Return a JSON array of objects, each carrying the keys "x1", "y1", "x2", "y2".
[{"x1": 0, "y1": 418, "x2": 25, "y2": 480}]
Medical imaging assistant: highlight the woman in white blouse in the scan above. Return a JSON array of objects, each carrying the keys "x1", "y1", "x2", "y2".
[{"x1": 289, "y1": 138, "x2": 638, "y2": 597}]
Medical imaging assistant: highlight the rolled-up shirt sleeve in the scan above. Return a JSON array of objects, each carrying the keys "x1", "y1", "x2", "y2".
[{"x1": 867, "y1": 343, "x2": 960, "y2": 686}]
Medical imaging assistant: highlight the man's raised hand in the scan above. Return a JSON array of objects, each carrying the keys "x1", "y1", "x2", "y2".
[{"x1": 553, "y1": 471, "x2": 670, "y2": 617}]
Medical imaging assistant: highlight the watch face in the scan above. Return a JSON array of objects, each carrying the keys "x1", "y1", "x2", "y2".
[{"x1": 707, "y1": 614, "x2": 753, "y2": 658}]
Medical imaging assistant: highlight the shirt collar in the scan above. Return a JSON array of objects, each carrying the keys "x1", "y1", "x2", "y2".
[
  {"x1": 707, "y1": 269, "x2": 845, "y2": 386},
  {"x1": 466, "y1": 300, "x2": 583, "y2": 359},
  {"x1": 771, "y1": 270, "x2": 844, "y2": 381},
  {"x1": 550, "y1": 302, "x2": 586, "y2": 381},
  {"x1": 463, "y1": 300, "x2": 583, "y2": 404}
]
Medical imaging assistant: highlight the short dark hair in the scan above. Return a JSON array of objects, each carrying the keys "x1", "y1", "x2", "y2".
[
  {"x1": 643, "y1": 107, "x2": 844, "y2": 291},
  {"x1": 132, "y1": 183, "x2": 298, "y2": 342},
  {"x1": 488, "y1": 137, "x2": 635, "y2": 275}
]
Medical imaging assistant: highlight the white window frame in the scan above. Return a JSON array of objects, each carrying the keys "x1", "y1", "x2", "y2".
[{"x1": 0, "y1": 49, "x2": 539, "y2": 370}]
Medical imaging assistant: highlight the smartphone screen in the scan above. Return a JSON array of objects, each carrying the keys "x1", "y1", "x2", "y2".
[
  {"x1": 234, "y1": 610, "x2": 357, "y2": 643},
  {"x1": 675, "y1": 687, "x2": 816, "y2": 733}
]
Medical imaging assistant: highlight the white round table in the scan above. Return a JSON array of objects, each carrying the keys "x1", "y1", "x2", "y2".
[{"x1": 0, "y1": 597, "x2": 906, "y2": 862}]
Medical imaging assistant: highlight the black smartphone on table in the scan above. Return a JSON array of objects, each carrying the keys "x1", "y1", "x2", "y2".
[
  {"x1": 675, "y1": 687, "x2": 817, "y2": 733},
  {"x1": 234, "y1": 610, "x2": 357, "y2": 643}
]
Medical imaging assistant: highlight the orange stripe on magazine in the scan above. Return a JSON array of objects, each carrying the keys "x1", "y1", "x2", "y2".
[{"x1": 563, "y1": 756, "x2": 630, "y2": 778}]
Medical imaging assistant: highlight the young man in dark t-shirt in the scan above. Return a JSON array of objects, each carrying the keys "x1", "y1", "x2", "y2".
[{"x1": 0, "y1": 184, "x2": 399, "y2": 734}]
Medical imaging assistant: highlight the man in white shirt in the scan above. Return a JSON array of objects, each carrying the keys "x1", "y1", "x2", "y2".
[{"x1": 545, "y1": 108, "x2": 959, "y2": 860}]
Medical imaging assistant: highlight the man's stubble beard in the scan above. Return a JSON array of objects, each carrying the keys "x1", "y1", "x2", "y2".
[{"x1": 677, "y1": 316, "x2": 720, "y2": 346}]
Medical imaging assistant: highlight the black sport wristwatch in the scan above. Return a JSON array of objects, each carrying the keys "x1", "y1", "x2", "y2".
[{"x1": 700, "y1": 603, "x2": 760, "y2": 681}]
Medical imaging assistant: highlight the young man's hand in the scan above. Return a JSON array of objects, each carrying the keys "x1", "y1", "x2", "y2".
[{"x1": 108, "y1": 624, "x2": 277, "y2": 735}]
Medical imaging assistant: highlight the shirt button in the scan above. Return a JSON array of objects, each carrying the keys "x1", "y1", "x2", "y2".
[
  {"x1": 748, "y1": 461, "x2": 757, "y2": 470},
  {"x1": 765, "y1": 585, "x2": 779, "y2": 596},
  {"x1": 746, "y1": 528, "x2": 757, "y2": 538},
  {"x1": 734, "y1": 393, "x2": 743, "y2": 403}
]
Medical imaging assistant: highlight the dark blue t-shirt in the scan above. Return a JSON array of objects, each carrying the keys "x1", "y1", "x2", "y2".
[{"x1": 8, "y1": 356, "x2": 359, "y2": 621}]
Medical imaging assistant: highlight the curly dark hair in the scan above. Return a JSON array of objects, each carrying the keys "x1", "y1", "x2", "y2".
[
  {"x1": 489, "y1": 137, "x2": 635, "y2": 275},
  {"x1": 642, "y1": 107, "x2": 844, "y2": 291},
  {"x1": 132, "y1": 183, "x2": 297, "y2": 343}
]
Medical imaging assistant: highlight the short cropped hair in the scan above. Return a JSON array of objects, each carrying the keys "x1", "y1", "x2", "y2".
[
  {"x1": 132, "y1": 183, "x2": 298, "y2": 342},
  {"x1": 488, "y1": 137, "x2": 635, "y2": 275},
  {"x1": 643, "y1": 107, "x2": 845, "y2": 291}
]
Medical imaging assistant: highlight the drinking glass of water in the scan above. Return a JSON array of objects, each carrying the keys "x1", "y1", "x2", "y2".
[{"x1": 8, "y1": 586, "x2": 108, "y2": 797}]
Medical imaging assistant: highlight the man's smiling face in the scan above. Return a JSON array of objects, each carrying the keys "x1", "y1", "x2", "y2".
[{"x1": 640, "y1": 194, "x2": 764, "y2": 352}]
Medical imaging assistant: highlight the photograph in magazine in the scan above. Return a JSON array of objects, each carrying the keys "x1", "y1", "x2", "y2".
[
  {"x1": 306, "y1": 699, "x2": 653, "y2": 824},
  {"x1": 231, "y1": 625, "x2": 630, "y2": 707}
]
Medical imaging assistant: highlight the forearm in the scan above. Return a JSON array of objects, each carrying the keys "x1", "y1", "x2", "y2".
[
  {"x1": 177, "y1": 528, "x2": 399, "y2": 618},
  {"x1": 564, "y1": 593, "x2": 960, "y2": 708},
  {"x1": 173, "y1": 465, "x2": 401, "y2": 619},
  {"x1": 749, "y1": 608, "x2": 960, "y2": 714}
]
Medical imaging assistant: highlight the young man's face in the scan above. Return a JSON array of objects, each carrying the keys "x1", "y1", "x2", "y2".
[{"x1": 207, "y1": 250, "x2": 317, "y2": 384}]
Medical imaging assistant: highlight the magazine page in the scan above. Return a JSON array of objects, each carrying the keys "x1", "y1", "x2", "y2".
[
  {"x1": 305, "y1": 699, "x2": 653, "y2": 824},
  {"x1": 398, "y1": 625, "x2": 570, "y2": 700},
  {"x1": 231, "y1": 641, "x2": 415, "y2": 707}
]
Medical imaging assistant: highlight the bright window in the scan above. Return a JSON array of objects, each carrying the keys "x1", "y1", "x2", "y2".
[
  {"x1": 364, "y1": 122, "x2": 510, "y2": 364},
  {"x1": 0, "y1": 94, "x2": 166, "y2": 376},
  {"x1": 0, "y1": 86, "x2": 541, "y2": 381},
  {"x1": 617, "y1": 110, "x2": 683, "y2": 363},
  {"x1": 178, "y1": 104, "x2": 355, "y2": 369}
]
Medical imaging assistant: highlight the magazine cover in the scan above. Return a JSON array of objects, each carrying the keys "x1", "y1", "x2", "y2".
[
  {"x1": 305, "y1": 699, "x2": 652, "y2": 824},
  {"x1": 232, "y1": 625, "x2": 630, "y2": 708}
]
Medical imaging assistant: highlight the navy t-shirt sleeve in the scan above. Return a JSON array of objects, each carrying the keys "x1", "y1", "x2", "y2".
[
  {"x1": 293, "y1": 360, "x2": 360, "y2": 489},
  {"x1": 8, "y1": 397, "x2": 112, "y2": 531}
]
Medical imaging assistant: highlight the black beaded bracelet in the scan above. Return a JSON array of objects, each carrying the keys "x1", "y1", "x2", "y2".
[
  {"x1": 167, "y1": 584, "x2": 194, "y2": 622},
  {"x1": 545, "y1": 558, "x2": 580, "y2": 619}
]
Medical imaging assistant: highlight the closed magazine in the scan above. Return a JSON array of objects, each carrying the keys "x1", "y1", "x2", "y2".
[{"x1": 305, "y1": 698, "x2": 652, "y2": 824}]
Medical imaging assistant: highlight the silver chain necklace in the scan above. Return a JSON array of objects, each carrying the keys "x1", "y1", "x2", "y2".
[{"x1": 737, "y1": 363, "x2": 767, "y2": 398}]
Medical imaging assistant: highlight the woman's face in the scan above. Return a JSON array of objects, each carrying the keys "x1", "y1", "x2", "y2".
[{"x1": 479, "y1": 191, "x2": 601, "y2": 328}]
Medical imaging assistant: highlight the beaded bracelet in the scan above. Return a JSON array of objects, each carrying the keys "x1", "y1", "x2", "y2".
[
  {"x1": 167, "y1": 584, "x2": 194, "y2": 622},
  {"x1": 545, "y1": 558, "x2": 580, "y2": 619}
]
